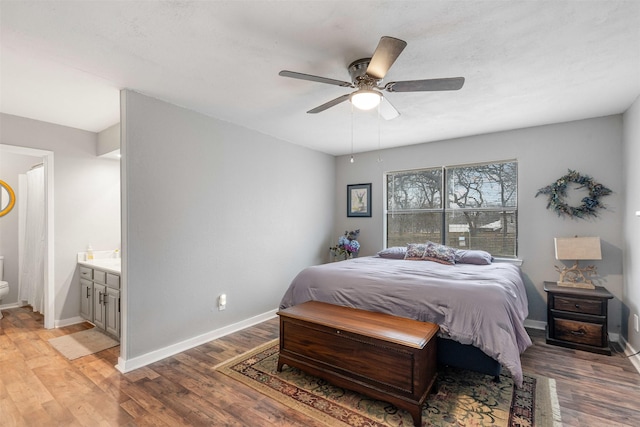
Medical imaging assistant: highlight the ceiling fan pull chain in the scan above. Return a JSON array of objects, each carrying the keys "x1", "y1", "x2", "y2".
[
  {"x1": 377, "y1": 103, "x2": 383, "y2": 163},
  {"x1": 350, "y1": 103, "x2": 355, "y2": 164}
]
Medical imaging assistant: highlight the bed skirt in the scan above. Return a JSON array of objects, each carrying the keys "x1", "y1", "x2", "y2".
[{"x1": 437, "y1": 337, "x2": 502, "y2": 381}]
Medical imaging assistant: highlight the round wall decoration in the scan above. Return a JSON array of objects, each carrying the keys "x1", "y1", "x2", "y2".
[
  {"x1": 0, "y1": 180, "x2": 16, "y2": 217},
  {"x1": 535, "y1": 169, "x2": 612, "y2": 219}
]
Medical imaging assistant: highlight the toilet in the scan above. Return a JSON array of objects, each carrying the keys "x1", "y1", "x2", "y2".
[{"x1": 0, "y1": 256, "x2": 9, "y2": 319}]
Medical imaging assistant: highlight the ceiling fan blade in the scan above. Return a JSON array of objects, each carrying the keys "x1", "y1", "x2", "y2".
[
  {"x1": 379, "y1": 96, "x2": 400, "y2": 120},
  {"x1": 279, "y1": 70, "x2": 353, "y2": 87},
  {"x1": 307, "y1": 94, "x2": 351, "y2": 114},
  {"x1": 366, "y1": 36, "x2": 407, "y2": 80},
  {"x1": 385, "y1": 77, "x2": 465, "y2": 92}
]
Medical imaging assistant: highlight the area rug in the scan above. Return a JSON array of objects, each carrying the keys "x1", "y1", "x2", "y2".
[
  {"x1": 215, "y1": 339, "x2": 562, "y2": 427},
  {"x1": 48, "y1": 328, "x2": 119, "y2": 360}
]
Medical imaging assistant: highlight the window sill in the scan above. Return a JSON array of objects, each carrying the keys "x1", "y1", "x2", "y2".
[{"x1": 493, "y1": 258, "x2": 523, "y2": 266}]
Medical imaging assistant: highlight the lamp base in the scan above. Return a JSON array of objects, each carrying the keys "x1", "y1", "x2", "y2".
[
  {"x1": 556, "y1": 261, "x2": 597, "y2": 290},
  {"x1": 557, "y1": 281, "x2": 596, "y2": 290}
]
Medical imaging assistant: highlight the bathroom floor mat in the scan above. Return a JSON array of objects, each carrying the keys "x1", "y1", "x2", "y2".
[{"x1": 48, "y1": 328, "x2": 118, "y2": 360}]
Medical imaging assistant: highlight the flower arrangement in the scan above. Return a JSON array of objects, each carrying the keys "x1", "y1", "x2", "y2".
[
  {"x1": 330, "y1": 229, "x2": 360, "y2": 259},
  {"x1": 535, "y1": 170, "x2": 612, "y2": 219}
]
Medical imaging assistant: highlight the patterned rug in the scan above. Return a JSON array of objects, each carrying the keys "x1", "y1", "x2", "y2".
[{"x1": 215, "y1": 339, "x2": 562, "y2": 427}]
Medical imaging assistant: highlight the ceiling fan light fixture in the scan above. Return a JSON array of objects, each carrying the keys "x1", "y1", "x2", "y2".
[
  {"x1": 350, "y1": 89, "x2": 381, "y2": 110},
  {"x1": 280, "y1": 36, "x2": 464, "y2": 118}
]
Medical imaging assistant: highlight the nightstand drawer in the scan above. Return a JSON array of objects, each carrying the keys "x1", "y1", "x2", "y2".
[
  {"x1": 553, "y1": 318, "x2": 605, "y2": 347},
  {"x1": 553, "y1": 296, "x2": 603, "y2": 315},
  {"x1": 544, "y1": 282, "x2": 613, "y2": 355}
]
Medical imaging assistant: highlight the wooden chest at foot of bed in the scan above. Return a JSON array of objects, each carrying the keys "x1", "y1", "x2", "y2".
[{"x1": 277, "y1": 301, "x2": 439, "y2": 427}]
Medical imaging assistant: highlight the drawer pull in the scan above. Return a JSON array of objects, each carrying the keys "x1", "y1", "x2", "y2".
[
  {"x1": 336, "y1": 330, "x2": 341, "y2": 334},
  {"x1": 574, "y1": 304, "x2": 581, "y2": 309},
  {"x1": 570, "y1": 328, "x2": 586, "y2": 336}
]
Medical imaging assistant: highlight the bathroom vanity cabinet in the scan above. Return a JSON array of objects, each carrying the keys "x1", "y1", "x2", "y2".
[
  {"x1": 80, "y1": 275, "x2": 93, "y2": 320},
  {"x1": 79, "y1": 265, "x2": 120, "y2": 340}
]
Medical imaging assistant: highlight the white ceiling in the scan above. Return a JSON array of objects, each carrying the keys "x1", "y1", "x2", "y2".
[{"x1": 1, "y1": 1, "x2": 639, "y2": 156}]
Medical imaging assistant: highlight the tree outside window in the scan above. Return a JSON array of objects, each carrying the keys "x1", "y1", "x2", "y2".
[{"x1": 386, "y1": 161, "x2": 517, "y2": 257}]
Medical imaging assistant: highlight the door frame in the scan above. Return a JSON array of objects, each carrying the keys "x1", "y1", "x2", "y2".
[{"x1": 0, "y1": 144, "x2": 55, "y2": 329}]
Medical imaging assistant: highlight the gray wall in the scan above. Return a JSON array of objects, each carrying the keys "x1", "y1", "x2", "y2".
[
  {"x1": 0, "y1": 113, "x2": 121, "y2": 321},
  {"x1": 3, "y1": 97, "x2": 636, "y2": 361},
  {"x1": 334, "y1": 115, "x2": 624, "y2": 335},
  {"x1": 97, "y1": 123, "x2": 120, "y2": 156},
  {"x1": 623, "y1": 95, "x2": 640, "y2": 350},
  {"x1": 120, "y1": 90, "x2": 335, "y2": 360},
  {"x1": 0, "y1": 151, "x2": 41, "y2": 305}
]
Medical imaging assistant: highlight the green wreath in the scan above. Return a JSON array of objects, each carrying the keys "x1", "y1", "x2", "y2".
[{"x1": 535, "y1": 170, "x2": 612, "y2": 219}]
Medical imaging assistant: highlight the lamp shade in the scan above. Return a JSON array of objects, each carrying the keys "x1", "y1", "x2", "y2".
[
  {"x1": 554, "y1": 237, "x2": 601, "y2": 260},
  {"x1": 350, "y1": 89, "x2": 381, "y2": 110}
]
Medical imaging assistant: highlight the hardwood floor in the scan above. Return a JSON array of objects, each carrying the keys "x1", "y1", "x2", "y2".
[
  {"x1": 522, "y1": 328, "x2": 640, "y2": 426},
  {"x1": 1, "y1": 306, "x2": 639, "y2": 426}
]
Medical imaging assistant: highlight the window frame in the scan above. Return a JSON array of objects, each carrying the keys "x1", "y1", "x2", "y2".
[{"x1": 384, "y1": 160, "x2": 518, "y2": 258}]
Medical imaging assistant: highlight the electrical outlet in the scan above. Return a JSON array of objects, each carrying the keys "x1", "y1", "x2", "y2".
[
  {"x1": 634, "y1": 314, "x2": 639, "y2": 333},
  {"x1": 218, "y1": 294, "x2": 227, "y2": 311}
]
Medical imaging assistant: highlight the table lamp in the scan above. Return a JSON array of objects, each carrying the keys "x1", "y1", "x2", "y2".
[{"x1": 554, "y1": 236, "x2": 601, "y2": 289}]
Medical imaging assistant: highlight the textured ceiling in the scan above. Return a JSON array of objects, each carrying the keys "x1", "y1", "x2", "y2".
[{"x1": 1, "y1": 1, "x2": 639, "y2": 156}]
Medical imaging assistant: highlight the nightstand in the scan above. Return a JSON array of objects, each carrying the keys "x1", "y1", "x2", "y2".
[{"x1": 544, "y1": 281, "x2": 613, "y2": 355}]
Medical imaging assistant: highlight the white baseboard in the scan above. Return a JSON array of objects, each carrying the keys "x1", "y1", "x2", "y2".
[
  {"x1": 116, "y1": 308, "x2": 278, "y2": 374},
  {"x1": 620, "y1": 336, "x2": 640, "y2": 375},
  {"x1": 609, "y1": 332, "x2": 620, "y2": 344},
  {"x1": 2, "y1": 304, "x2": 83, "y2": 328},
  {"x1": 56, "y1": 316, "x2": 86, "y2": 328},
  {"x1": 524, "y1": 319, "x2": 546, "y2": 330},
  {"x1": 0, "y1": 301, "x2": 21, "y2": 311},
  {"x1": 0, "y1": 302, "x2": 20, "y2": 319}
]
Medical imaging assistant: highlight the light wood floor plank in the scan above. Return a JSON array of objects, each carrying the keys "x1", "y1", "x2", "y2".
[{"x1": 2, "y1": 306, "x2": 640, "y2": 426}]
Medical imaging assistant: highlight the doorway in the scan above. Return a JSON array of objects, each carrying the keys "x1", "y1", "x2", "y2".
[{"x1": 0, "y1": 144, "x2": 55, "y2": 329}]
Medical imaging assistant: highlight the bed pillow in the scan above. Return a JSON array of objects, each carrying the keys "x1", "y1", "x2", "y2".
[
  {"x1": 422, "y1": 242, "x2": 456, "y2": 265},
  {"x1": 455, "y1": 249, "x2": 493, "y2": 265},
  {"x1": 404, "y1": 243, "x2": 429, "y2": 260},
  {"x1": 377, "y1": 246, "x2": 407, "y2": 259}
]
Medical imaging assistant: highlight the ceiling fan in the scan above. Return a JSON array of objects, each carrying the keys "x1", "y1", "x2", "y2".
[{"x1": 279, "y1": 36, "x2": 465, "y2": 120}]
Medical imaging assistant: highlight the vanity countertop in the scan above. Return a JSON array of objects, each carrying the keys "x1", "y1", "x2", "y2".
[{"x1": 77, "y1": 251, "x2": 121, "y2": 274}]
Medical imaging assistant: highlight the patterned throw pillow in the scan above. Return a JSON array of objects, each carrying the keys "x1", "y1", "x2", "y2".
[
  {"x1": 422, "y1": 242, "x2": 456, "y2": 265},
  {"x1": 404, "y1": 243, "x2": 429, "y2": 260}
]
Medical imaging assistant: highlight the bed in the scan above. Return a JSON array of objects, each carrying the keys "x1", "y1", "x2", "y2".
[{"x1": 279, "y1": 253, "x2": 532, "y2": 387}]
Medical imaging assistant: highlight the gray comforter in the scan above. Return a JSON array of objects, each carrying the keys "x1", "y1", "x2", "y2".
[{"x1": 279, "y1": 256, "x2": 532, "y2": 387}]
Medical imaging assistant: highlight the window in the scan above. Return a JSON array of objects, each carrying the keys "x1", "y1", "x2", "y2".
[{"x1": 386, "y1": 160, "x2": 518, "y2": 257}]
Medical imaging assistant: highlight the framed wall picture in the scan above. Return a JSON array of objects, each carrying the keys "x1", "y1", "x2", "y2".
[{"x1": 347, "y1": 183, "x2": 371, "y2": 217}]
